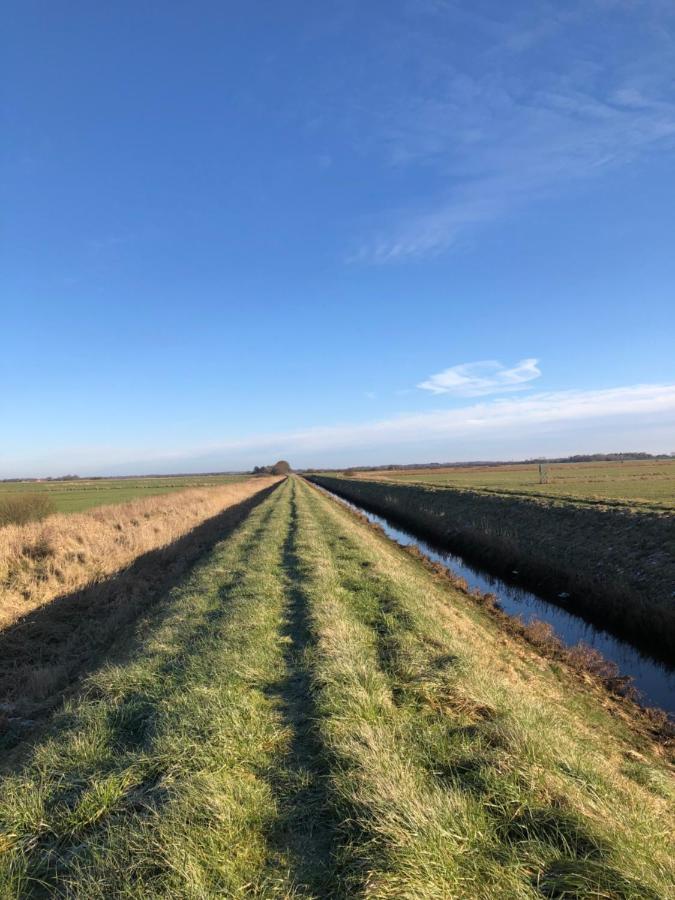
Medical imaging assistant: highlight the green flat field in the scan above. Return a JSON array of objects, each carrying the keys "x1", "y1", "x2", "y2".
[
  {"x1": 0, "y1": 474, "x2": 248, "y2": 514},
  {"x1": 362, "y1": 459, "x2": 675, "y2": 510},
  {"x1": 0, "y1": 477, "x2": 672, "y2": 897}
]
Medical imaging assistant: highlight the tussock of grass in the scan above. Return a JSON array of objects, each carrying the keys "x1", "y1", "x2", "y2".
[
  {"x1": 0, "y1": 478, "x2": 672, "y2": 897},
  {"x1": 0, "y1": 494, "x2": 56, "y2": 528}
]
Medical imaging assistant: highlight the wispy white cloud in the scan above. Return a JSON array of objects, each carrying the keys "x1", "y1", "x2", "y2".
[{"x1": 418, "y1": 358, "x2": 541, "y2": 396}]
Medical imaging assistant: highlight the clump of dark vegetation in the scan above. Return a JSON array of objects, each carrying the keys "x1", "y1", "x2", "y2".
[
  {"x1": 253, "y1": 460, "x2": 292, "y2": 475},
  {"x1": 0, "y1": 493, "x2": 56, "y2": 527}
]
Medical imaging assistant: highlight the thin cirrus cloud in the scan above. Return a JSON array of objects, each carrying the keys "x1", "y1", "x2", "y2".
[
  {"x1": 418, "y1": 358, "x2": 541, "y2": 396},
  {"x1": 348, "y1": 2, "x2": 675, "y2": 262}
]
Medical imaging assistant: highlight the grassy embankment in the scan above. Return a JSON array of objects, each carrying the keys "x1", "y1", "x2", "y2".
[
  {"x1": 0, "y1": 477, "x2": 279, "y2": 630},
  {"x1": 0, "y1": 474, "x2": 249, "y2": 517},
  {"x1": 358, "y1": 459, "x2": 675, "y2": 512},
  {"x1": 310, "y1": 475, "x2": 675, "y2": 661},
  {"x1": 0, "y1": 477, "x2": 672, "y2": 897},
  {"x1": 0, "y1": 477, "x2": 280, "y2": 723}
]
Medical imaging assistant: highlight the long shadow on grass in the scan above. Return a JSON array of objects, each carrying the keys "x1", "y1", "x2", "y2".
[
  {"x1": 83, "y1": 499, "x2": 284, "y2": 772},
  {"x1": 262, "y1": 484, "x2": 352, "y2": 899},
  {"x1": 0, "y1": 481, "x2": 281, "y2": 754}
]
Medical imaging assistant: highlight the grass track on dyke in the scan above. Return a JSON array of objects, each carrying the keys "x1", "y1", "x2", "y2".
[{"x1": 0, "y1": 477, "x2": 672, "y2": 898}]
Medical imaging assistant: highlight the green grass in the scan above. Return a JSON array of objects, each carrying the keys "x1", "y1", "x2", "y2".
[
  {"x1": 0, "y1": 478, "x2": 672, "y2": 897},
  {"x1": 361, "y1": 459, "x2": 675, "y2": 510},
  {"x1": 0, "y1": 474, "x2": 248, "y2": 514}
]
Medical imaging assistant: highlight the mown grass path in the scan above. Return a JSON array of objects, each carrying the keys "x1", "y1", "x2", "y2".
[{"x1": 0, "y1": 478, "x2": 672, "y2": 898}]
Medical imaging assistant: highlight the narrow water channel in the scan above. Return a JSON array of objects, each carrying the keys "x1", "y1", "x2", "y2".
[{"x1": 319, "y1": 485, "x2": 675, "y2": 716}]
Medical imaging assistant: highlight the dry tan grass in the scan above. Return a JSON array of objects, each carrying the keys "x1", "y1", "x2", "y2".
[{"x1": 0, "y1": 477, "x2": 280, "y2": 630}]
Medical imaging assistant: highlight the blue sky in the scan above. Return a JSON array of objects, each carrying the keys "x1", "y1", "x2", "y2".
[{"x1": 3, "y1": 0, "x2": 675, "y2": 476}]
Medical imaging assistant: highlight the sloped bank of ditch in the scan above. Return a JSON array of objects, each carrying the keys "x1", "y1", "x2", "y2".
[{"x1": 307, "y1": 475, "x2": 675, "y2": 662}]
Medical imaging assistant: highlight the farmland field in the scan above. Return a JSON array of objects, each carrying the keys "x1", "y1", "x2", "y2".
[
  {"x1": 0, "y1": 474, "x2": 248, "y2": 514},
  {"x1": 356, "y1": 458, "x2": 675, "y2": 510},
  {"x1": 0, "y1": 476, "x2": 672, "y2": 898}
]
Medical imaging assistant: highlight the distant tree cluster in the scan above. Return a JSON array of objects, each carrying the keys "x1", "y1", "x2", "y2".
[
  {"x1": 252, "y1": 460, "x2": 292, "y2": 476},
  {"x1": 532, "y1": 452, "x2": 667, "y2": 463}
]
